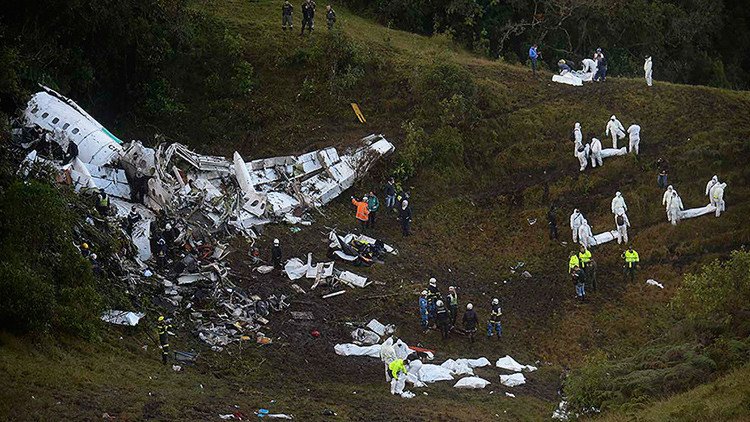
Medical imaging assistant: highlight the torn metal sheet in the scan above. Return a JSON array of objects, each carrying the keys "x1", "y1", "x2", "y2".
[
  {"x1": 233, "y1": 151, "x2": 267, "y2": 216},
  {"x1": 101, "y1": 310, "x2": 144, "y2": 326},
  {"x1": 337, "y1": 271, "x2": 368, "y2": 288}
]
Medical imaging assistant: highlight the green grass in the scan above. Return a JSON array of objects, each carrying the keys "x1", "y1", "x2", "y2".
[{"x1": 3, "y1": 0, "x2": 750, "y2": 420}]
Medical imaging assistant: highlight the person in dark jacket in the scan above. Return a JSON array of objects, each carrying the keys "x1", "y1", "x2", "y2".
[
  {"x1": 271, "y1": 238, "x2": 283, "y2": 269},
  {"x1": 462, "y1": 303, "x2": 478, "y2": 343},
  {"x1": 572, "y1": 265, "x2": 586, "y2": 300},
  {"x1": 547, "y1": 205, "x2": 558, "y2": 240},
  {"x1": 325, "y1": 5, "x2": 336, "y2": 30},
  {"x1": 435, "y1": 300, "x2": 450, "y2": 340},
  {"x1": 282, "y1": 0, "x2": 294, "y2": 30},
  {"x1": 384, "y1": 177, "x2": 396, "y2": 210},
  {"x1": 300, "y1": 0, "x2": 315, "y2": 35},
  {"x1": 398, "y1": 199, "x2": 412, "y2": 236},
  {"x1": 126, "y1": 206, "x2": 141, "y2": 235}
]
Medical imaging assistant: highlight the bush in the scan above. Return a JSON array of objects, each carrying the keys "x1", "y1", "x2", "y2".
[
  {"x1": 0, "y1": 181, "x2": 101, "y2": 337},
  {"x1": 413, "y1": 61, "x2": 478, "y2": 128}
]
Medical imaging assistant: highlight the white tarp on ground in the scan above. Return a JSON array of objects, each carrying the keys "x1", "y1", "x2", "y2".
[
  {"x1": 284, "y1": 258, "x2": 308, "y2": 280},
  {"x1": 334, "y1": 343, "x2": 381, "y2": 358},
  {"x1": 454, "y1": 377, "x2": 492, "y2": 389},
  {"x1": 418, "y1": 364, "x2": 455, "y2": 383},
  {"x1": 680, "y1": 204, "x2": 716, "y2": 219},
  {"x1": 500, "y1": 373, "x2": 526, "y2": 387},
  {"x1": 591, "y1": 230, "x2": 618, "y2": 246},
  {"x1": 101, "y1": 310, "x2": 144, "y2": 326},
  {"x1": 441, "y1": 359, "x2": 474, "y2": 376},
  {"x1": 553, "y1": 73, "x2": 583, "y2": 86},
  {"x1": 495, "y1": 355, "x2": 538, "y2": 372},
  {"x1": 600, "y1": 147, "x2": 628, "y2": 159}
]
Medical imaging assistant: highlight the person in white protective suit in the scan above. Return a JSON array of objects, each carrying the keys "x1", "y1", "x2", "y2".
[
  {"x1": 570, "y1": 209, "x2": 584, "y2": 243},
  {"x1": 611, "y1": 191, "x2": 627, "y2": 215},
  {"x1": 705, "y1": 175, "x2": 719, "y2": 198},
  {"x1": 627, "y1": 124, "x2": 641, "y2": 154},
  {"x1": 662, "y1": 185, "x2": 676, "y2": 217},
  {"x1": 380, "y1": 337, "x2": 397, "y2": 382},
  {"x1": 576, "y1": 143, "x2": 590, "y2": 172},
  {"x1": 582, "y1": 58, "x2": 598, "y2": 75},
  {"x1": 711, "y1": 182, "x2": 726, "y2": 217},
  {"x1": 615, "y1": 209, "x2": 631, "y2": 244},
  {"x1": 644, "y1": 56, "x2": 653, "y2": 86},
  {"x1": 578, "y1": 219, "x2": 593, "y2": 249},
  {"x1": 573, "y1": 122, "x2": 583, "y2": 156},
  {"x1": 605, "y1": 115, "x2": 626, "y2": 149},
  {"x1": 590, "y1": 137, "x2": 603, "y2": 167},
  {"x1": 668, "y1": 191, "x2": 684, "y2": 225}
]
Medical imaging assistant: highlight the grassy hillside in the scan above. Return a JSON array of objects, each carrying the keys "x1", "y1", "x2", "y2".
[{"x1": 2, "y1": 0, "x2": 750, "y2": 420}]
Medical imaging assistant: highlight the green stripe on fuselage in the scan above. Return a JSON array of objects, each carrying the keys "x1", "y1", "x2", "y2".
[{"x1": 101, "y1": 127, "x2": 123, "y2": 144}]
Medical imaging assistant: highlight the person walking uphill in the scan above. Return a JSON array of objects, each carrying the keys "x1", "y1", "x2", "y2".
[
  {"x1": 622, "y1": 246, "x2": 640, "y2": 282},
  {"x1": 300, "y1": 0, "x2": 315, "y2": 35},
  {"x1": 366, "y1": 192, "x2": 380, "y2": 228},
  {"x1": 157, "y1": 316, "x2": 172, "y2": 365},
  {"x1": 282, "y1": 0, "x2": 294, "y2": 31},
  {"x1": 351, "y1": 196, "x2": 369, "y2": 229}
]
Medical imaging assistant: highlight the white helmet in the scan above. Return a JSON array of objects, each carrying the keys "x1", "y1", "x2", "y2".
[
  {"x1": 492, "y1": 298, "x2": 499, "y2": 305},
  {"x1": 421, "y1": 290, "x2": 428, "y2": 296},
  {"x1": 448, "y1": 286, "x2": 455, "y2": 292},
  {"x1": 466, "y1": 303, "x2": 473, "y2": 310},
  {"x1": 273, "y1": 238, "x2": 280, "y2": 246},
  {"x1": 429, "y1": 278, "x2": 436, "y2": 286},
  {"x1": 165, "y1": 223, "x2": 172, "y2": 230},
  {"x1": 436, "y1": 300, "x2": 444, "y2": 307}
]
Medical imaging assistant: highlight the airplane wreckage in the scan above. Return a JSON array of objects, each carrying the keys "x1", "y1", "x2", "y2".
[{"x1": 10, "y1": 86, "x2": 395, "y2": 349}]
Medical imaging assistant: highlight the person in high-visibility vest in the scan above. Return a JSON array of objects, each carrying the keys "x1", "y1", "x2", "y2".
[
  {"x1": 446, "y1": 286, "x2": 459, "y2": 327},
  {"x1": 388, "y1": 358, "x2": 408, "y2": 395},
  {"x1": 157, "y1": 315, "x2": 172, "y2": 365},
  {"x1": 95, "y1": 188, "x2": 110, "y2": 216},
  {"x1": 487, "y1": 298, "x2": 502, "y2": 339},
  {"x1": 622, "y1": 246, "x2": 640, "y2": 282},
  {"x1": 568, "y1": 251, "x2": 580, "y2": 273}
]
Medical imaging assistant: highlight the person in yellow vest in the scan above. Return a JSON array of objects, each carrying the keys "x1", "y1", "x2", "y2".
[
  {"x1": 577, "y1": 245, "x2": 594, "y2": 289},
  {"x1": 622, "y1": 245, "x2": 640, "y2": 282},
  {"x1": 157, "y1": 315, "x2": 172, "y2": 365},
  {"x1": 568, "y1": 251, "x2": 580, "y2": 273},
  {"x1": 389, "y1": 358, "x2": 408, "y2": 395}
]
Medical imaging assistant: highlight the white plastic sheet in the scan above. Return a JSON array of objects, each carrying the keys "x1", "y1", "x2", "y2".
[
  {"x1": 680, "y1": 205, "x2": 716, "y2": 219},
  {"x1": 591, "y1": 230, "x2": 618, "y2": 246},
  {"x1": 454, "y1": 377, "x2": 491, "y2": 389},
  {"x1": 333, "y1": 343, "x2": 381, "y2": 358},
  {"x1": 552, "y1": 73, "x2": 583, "y2": 86},
  {"x1": 441, "y1": 359, "x2": 474, "y2": 376},
  {"x1": 495, "y1": 355, "x2": 538, "y2": 372},
  {"x1": 418, "y1": 364, "x2": 454, "y2": 383},
  {"x1": 500, "y1": 373, "x2": 526, "y2": 387},
  {"x1": 284, "y1": 258, "x2": 308, "y2": 280},
  {"x1": 101, "y1": 310, "x2": 144, "y2": 326},
  {"x1": 646, "y1": 279, "x2": 664, "y2": 289},
  {"x1": 600, "y1": 147, "x2": 628, "y2": 159}
]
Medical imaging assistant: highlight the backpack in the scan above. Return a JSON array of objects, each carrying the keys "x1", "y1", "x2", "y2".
[{"x1": 616, "y1": 215, "x2": 625, "y2": 226}]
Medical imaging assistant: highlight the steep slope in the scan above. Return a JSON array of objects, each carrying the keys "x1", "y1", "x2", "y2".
[{"x1": 1, "y1": 0, "x2": 749, "y2": 420}]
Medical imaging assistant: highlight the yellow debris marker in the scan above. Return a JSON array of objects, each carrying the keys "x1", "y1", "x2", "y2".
[{"x1": 351, "y1": 102, "x2": 366, "y2": 123}]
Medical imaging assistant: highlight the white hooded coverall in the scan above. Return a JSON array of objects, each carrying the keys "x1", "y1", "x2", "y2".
[
  {"x1": 627, "y1": 124, "x2": 641, "y2": 154},
  {"x1": 573, "y1": 123, "x2": 583, "y2": 157},
  {"x1": 615, "y1": 211, "x2": 630, "y2": 244},
  {"x1": 662, "y1": 186, "x2": 675, "y2": 217},
  {"x1": 570, "y1": 210, "x2": 583, "y2": 243},
  {"x1": 668, "y1": 193, "x2": 684, "y2": 225},
  {"x1": 380, "y1": 337, "x2": 397, "y2": 381},
  {"x1": 606, "y1": 116, "x2": 626, "y2": 149},
  {"x1": 611, "y1": 192, "x2": 627, "y2": 215},
  {"x1": 644, "y1": 57, "x2": 653, "y2": 86},
  {"x1": 705, "y1": 176, "x2": 719, "y2": 197},
  {"x1": 590, "y1": 138, "x2": 603, "y2": 167},
  {"x1": 576, "y1": 143, "x2": 590, "y2": 171},
  {"x1": 578, "y1": 219, "x2": 593, "y2": 249},
  {"x1": 582, "y1": 58, "x2": 597, "y2": 76},
  {"x1": 711, "y1": 182, "x2": 726, "y2": 217}
]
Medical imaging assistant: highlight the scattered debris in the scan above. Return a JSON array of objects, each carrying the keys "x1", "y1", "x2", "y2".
[
  {"x1": 290, "y1": 311, "x2": 314, "y2": 320},
  {"x1": 646, "y1": 279, "x2": 664, "y2": 289},
  {"x1": 171, "y1": 365, "x2": 182, "y2": 372},
  {"x1": 322, "y1": 290, "x2": 346, "y2": 299},
  {"x1": 505, "y1": 392, "x2": 516, "y2": 398},
  {"x1": 100, "y1": 310, "x2": 144, "y2": 326},
  {"x1": 527, "y1": 218, "x2": 537, "y2": 225}
]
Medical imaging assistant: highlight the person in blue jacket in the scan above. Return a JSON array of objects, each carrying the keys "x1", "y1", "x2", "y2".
[
  {"x1": 419, "y1": 290, "x2": 429, "y2": 332},
  {"x1": 529, "y1": 44, "x2": 539, "y2": 75}
]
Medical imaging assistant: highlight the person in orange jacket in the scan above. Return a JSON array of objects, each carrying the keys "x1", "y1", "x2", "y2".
[{"x1": 351, "y1": 195, "x2": 370, "y2": 229}]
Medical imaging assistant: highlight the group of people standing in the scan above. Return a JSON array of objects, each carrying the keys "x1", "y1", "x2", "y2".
[
  {"x1": 281, "y1": 0, "x2": 337, "y2": 34},
  {"x1": 351, "y1": 178, "x2": 413, "y2": 237},
  {"x1": 417, "y1": 278, "x2": 502, "y2": 344},
  {"x1": 572, "y1": 116, "x2": 641, "y2": 172}
]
